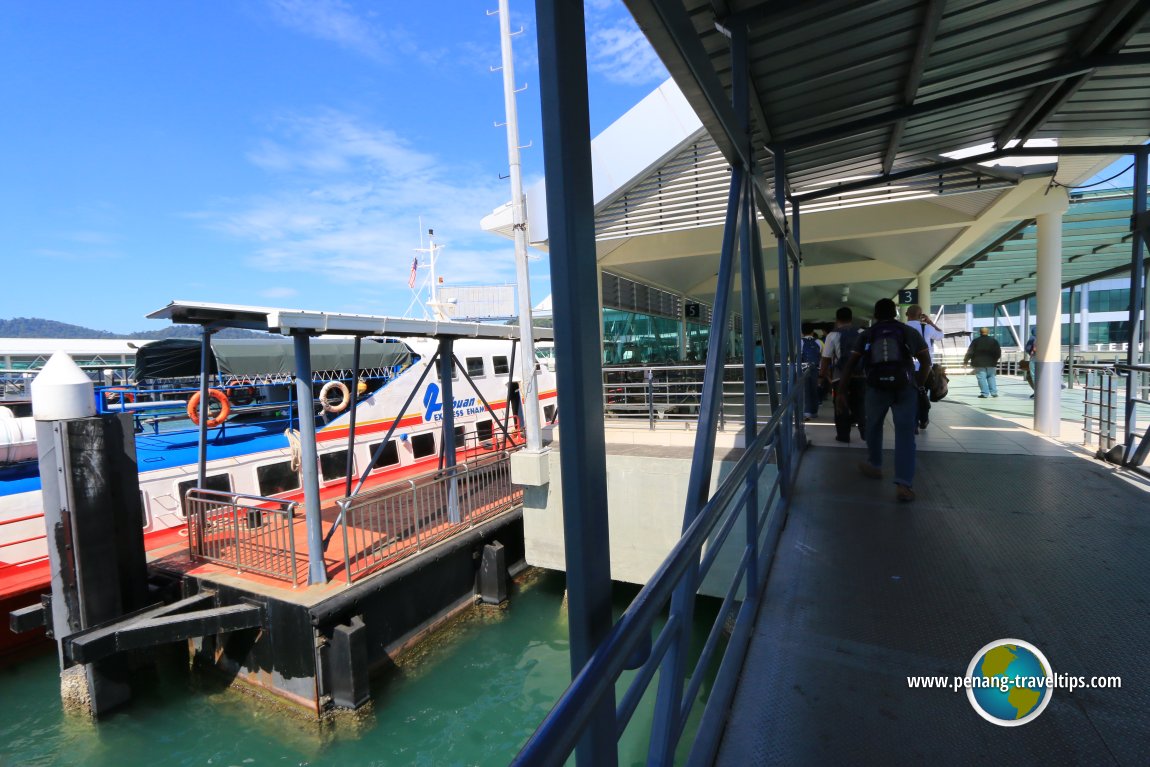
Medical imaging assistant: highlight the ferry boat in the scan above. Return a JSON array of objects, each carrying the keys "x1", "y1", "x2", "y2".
[{"x1": 0, "y1": 333, "x2": 557, "y2": 662}]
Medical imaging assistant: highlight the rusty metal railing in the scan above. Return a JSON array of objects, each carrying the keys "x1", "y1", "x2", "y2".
[
  {"x1": 185, "y1": 488, "x2": 299, "y2": 584},
  {"x1": 335, "y1": 451, "x2": 521, "y2": 583}
]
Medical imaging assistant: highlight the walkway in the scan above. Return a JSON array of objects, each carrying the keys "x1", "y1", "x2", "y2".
[{"x1": 716, "y1": 375, "x2": 1150, "y2": 765}]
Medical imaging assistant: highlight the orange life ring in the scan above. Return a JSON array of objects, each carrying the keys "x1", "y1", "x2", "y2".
[
  {"x1": 103, "y1": 387, "x2": 135, "y2": 405},
  {"x1": 226, "y1": 377, "x2": 257, "y2": 406},
  {"x1": 187, "y1": 389, "x2": 231, "y2": 427}
]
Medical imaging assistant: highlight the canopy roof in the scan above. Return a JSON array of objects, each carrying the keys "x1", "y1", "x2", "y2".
[
  {"x1": 132, "y1": 337, "x2": 414, "y2": 381},
  {"x1": 487, "y1": 1, "x2": 1149, "y2": 320}
]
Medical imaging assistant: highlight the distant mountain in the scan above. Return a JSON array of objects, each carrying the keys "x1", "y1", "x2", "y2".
[{"x1": 0, "y1": 317, "x2": 268, "y2": 340}]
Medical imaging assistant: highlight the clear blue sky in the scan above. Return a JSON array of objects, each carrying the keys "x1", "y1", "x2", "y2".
[{"x1": 0, "y1": 0, "x2": 669, "y2": 333}]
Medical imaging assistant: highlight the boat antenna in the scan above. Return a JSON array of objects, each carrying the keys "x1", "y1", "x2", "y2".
[{"x1": 490, "y1": 0, "x2": 542, "y2": 453}]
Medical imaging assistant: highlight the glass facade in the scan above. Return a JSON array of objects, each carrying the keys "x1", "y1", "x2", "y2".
[{"x1": 602, "y1": 309, "x2": 681, "y2": 365}]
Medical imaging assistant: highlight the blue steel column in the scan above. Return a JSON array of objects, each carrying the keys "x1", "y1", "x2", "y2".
[
  {"x1": 732, "y1": 26, "x2": 759, "y2": 594},
  {"x1": 438, "y1": 338, "x2": 461, "y2": 523},
  {"x1": 195, "y1": 326, "x2": 213, "y2": 557},
  {"x1": 343, "y1": 336, "x2": 362, "y2": 498},
  {"x1": 533, "y1": 1, "x2": 615, "y2": 764},
  {"x1": 774, "y1": 152, "x2": 794, "y2": 494},
  {"x1": 649, "y1": 162, "x2": 745, "y2": 767},
  {"x1": 292, "y1": 333, "x2": 327, "y2": 585},
  {"x1": 791, "y1": 198, "x2": 804, "y2": 457},
  {"x1": 750, "y1": 209, "x2": 780, "y2": 412},
  {"x1": 1124, "y1": 150, "x2": 1148, "y2": 463}
]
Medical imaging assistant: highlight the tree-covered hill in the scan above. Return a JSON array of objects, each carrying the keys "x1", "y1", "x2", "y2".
[{"x1": 0, "y1": 317, "x2": 267, "y2": 339}]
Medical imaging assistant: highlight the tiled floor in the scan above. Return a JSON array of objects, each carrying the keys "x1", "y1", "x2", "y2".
[{"x1": 801, "y1": 373, "x2": 1095, "y2": 458}]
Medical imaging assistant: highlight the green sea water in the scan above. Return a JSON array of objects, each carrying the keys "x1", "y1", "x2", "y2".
[{"x1": 0, "y1": 570, "x2": 721, "y2": 767}]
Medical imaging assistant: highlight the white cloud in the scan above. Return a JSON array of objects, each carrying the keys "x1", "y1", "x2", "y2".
[
  {"x1": 201, "y1": 110, "x2": 519, "y2": 299},
  {"x1": 586, "y1": 4, "x2": 667, "y2": 86},
  {"x1": 265, "y1": 0, "x2": 389, "y2": 61}
]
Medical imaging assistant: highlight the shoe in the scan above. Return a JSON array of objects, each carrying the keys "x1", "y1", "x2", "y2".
[
  {"x1": 896, "y1": 485, "x2": 915, "y2": 502},
  {"x1": 834, "y1": 435, "x2": 850, "y2": 443},
  {"x1": 858, "y1": 462, "x2": 882, "y2": 479},
  {"x1": 978, "y1": 395, "x2": 988, "y2": 398},
  {"x1": 991, "y1": 393, "x2": 998, "y2": 398},
  {"x1": 1029, "y1": 394, "x2": 1035, "y2": 399},
  {"x1": 918, "y1": 421, "x2": 928, "y2": 430}
]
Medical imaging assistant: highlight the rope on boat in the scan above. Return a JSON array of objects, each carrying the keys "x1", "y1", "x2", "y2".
[{"x1": 284, "y1": 428, "x2": 302, "y2": 474}]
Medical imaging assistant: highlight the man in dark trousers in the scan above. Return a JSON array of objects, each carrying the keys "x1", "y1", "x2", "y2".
[
  {"x1": 819, "y1": 306, "x2": 865, "y2": 443},
  {"x1": 840, "y1": 299, "x2": 931, "y2": 502},
  {"x1": 964, "y1": 327, "x2": 1002, "y2": 398}
]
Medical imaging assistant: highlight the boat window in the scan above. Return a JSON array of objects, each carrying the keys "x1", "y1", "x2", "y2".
[
  {"x1": 466, "y1": 357, "x2": 485, "y2": 378},
  {"x1": 177, "y1": 474, "x2": 232, "y2": 518},
  {"x1": 476, "y1": 419, "x2": 494, "y2": 443},
  {"x1": 454, "y1": 426, "x2": 466, "y2": 448},
  {"x1": 544, "y1": 404, "x2": 556, "y2": 423},
  {"x1": 411, "y1": 432, "x2": 436, "y2": 459},
  {"x1": 320, "y1": 449, "x2": 351, "y2": 481},
  {"x1": 257, "y1": 461, "x2": 301, "y2": 496},
  {"x1": 493, "y1": 356, "x2": 509, "y2": 375},
  {"x1": 370, "y1": 440, "x2": 400, "y2": 469}
]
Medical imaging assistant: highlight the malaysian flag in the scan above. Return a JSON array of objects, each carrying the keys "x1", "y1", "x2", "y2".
[{"x1": 408, "y1": 257, "x2": 418, "y2": 289}]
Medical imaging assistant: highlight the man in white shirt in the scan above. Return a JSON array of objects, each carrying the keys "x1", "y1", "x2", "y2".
[
  {"x1": 819, "y1": 307, "x2": 865, "y2": 443},
  {"x1": 905, "y1": 305, "x2": 943, "y2": 431}
]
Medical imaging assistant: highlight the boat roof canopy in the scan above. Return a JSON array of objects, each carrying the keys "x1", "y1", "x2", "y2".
[
  {"x1": 146, "y1": 300, "x2": 554, "y2": 341},
  {"x1": 132, "y1": 337, "x2": 414, "y2": 381}
]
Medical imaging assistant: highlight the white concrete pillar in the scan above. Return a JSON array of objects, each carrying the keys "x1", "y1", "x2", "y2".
[
  {"x1": 917, "y1": 272, "x2": 932, "y2": 315},
  {"x1": 1034, "y1": 211, "x2": 1063, "y2": 436}
]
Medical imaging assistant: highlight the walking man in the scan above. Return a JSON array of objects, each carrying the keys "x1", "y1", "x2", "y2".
[
  {"x1": 800, "y1": 325, "x2": 823, "y2": 420},
  {"x1": 840, "y1": 298, "x2": 931, "y2": 502},
  {"x1": 820, "y1": 307, "x2": 865, "y2": 443},
  {"x1": 964, "y1": 327, "x2": 1002, "y2": 398},
  {"x1": 904, "y1": 304, "x2": 943, "y2": 431}
]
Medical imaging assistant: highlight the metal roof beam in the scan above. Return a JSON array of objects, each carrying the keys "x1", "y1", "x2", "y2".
[
  {"x1": 882, "y1": 0, "x2": 946, "y2": 174},
  {"x1": 779, "y1": 52, "x2": 1150, "y2": 152},
  {"x1": 794, "y1": 145, "x2": 1146, "y2": 203},
  {"x1": 995, "y1": 0, "x2": 1150, "y2": 148},
  {"x1": 932, "y1": 219, "x2": 1033, "y2": 289}
]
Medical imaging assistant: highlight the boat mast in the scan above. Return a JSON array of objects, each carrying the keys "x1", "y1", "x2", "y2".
[{"x1": 495, "y1": 0, "x2": 542, "y2": 452}]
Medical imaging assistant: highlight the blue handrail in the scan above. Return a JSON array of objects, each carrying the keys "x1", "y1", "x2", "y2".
[{"x1": 511, "y1": 387, "x2": 803, "y2": 766}]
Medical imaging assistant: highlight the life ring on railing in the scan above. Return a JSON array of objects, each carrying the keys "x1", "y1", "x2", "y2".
[
  {"x1": 226, "y1": 377, "x2": 257, "y2": 406},
  {"x1": 319, "y1": 381, "x2": 351, "y2": 414},
  {"x1": 187, "y1": 389, "x2": 231, "y2": 427},
  {"x1": 103, "y1": 387, "x2": 135, "y2": 406}
]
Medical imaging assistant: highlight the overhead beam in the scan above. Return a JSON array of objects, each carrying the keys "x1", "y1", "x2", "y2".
[
  {"x1": 932, "y1": 219, "x2": 1033, "y2": 289},
  {"x1": 882, "y1": 0, "x2": 946, "y2": 174},
  {"x1": 778, "y1": 52, "x2": 1150, "y2": 152},
  {"x1": 793, "y1": 145, "x2": 1144, "y2": 203}
]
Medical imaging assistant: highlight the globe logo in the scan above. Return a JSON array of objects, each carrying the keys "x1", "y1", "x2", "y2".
[{"x1": 966, "y1": 639, "x2": 1053, "y2": 726}]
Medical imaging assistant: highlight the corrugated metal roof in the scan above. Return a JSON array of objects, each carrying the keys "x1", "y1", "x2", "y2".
[
  {"x1": 930, "y1": 189, "x2": 1139, "y2": 305},
  {"x1": 626, "y1": 0, "x2": 1150, "y2": 195}
]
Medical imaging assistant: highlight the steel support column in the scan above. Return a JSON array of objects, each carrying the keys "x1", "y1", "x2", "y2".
[
  {"x1": 343, "y1": 336, "x2": 362, "y2": 498},
  {"x1": 1035, "y1": 211, "x2": 1064, "y2": 436},
  {"x1": 774, "y1": 151, "x2": 794, "y2": 493},
  {"x1": 196, "y1": 327, "x2": 213, "y2": 488},
  {"x1": 438, "y1": 338, "x2": 460, "y2": 523},
  {"x1": 1123, "y1": 150, "x2": 1148, "y2": 463},
  {"x1": 649, "y1": 162, "x2": 745, "y2": 767},
  {"x1": 292, "y1": 333, "x2": 326, "y2": 585},
  {"x1": 534, "y1": 1, "x2": 615, "y2": 763}
]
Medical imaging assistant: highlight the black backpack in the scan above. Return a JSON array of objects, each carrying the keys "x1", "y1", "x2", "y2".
[
  {"x1": 865, "y1": 322, "x2": 912, "y2": 390},
  {"x1": 834, "y1": 326, "x2": 861, "y2": 376},
  {"x1": 800, "y1": 336, "x2": 822, "y2": 365}
]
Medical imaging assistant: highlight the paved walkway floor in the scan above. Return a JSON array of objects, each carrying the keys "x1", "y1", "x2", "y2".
[{"x1": 716, "y1": 383, "x2": 1150, "y2": 766}]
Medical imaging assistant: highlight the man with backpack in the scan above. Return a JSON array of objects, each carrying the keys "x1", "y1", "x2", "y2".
[
  {"x1": 800, "y1": 325, "x2": 823, "y2": 420},
  {"x1": 839, "y1": 298, "x2": 932, "y2": 502},
  {"x1": 820, "y1": 307, "x2": 865, "y2": 443}
]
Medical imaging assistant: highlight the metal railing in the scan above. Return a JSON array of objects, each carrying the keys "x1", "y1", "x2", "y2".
[
  {"x1": 1082, "y1": 365, "x2": 1120, "y2": 452},
  {"x1": 0, "y1": 511, "x2": 48, "y2": 568},
  {"x1": 602, "y1": 364, "x2": 773, "y2": 429},
  {"x1": 185, "y1": 489, "x2": 299, "y2": 584},
  {"x1": 335, "y1": 450, "x2": 521, "y2": 583},
  {"x1": 511, "y1": 393, "x2": 797, "y2": 766}
]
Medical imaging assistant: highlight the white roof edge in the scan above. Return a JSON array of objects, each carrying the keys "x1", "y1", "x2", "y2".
[
  {"x1": 483, "y1": 77, "x2": 706, "y2": 247},
  {"x1": 147, "y1": 300, "x2": 554, "y2": 342}
]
